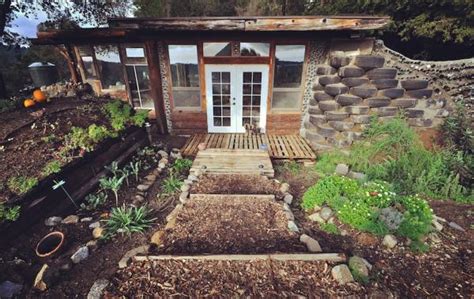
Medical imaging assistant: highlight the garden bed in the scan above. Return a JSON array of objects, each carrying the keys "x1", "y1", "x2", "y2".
[
  {"x1": 154, "y1": 197, "x2": 304, "y2": 254},
  {"x1": 190, "y1": 174, "x2": 282, "y2": 195}
]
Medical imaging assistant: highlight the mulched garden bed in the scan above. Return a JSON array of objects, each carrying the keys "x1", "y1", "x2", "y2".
[
  {"x1": 190, "y1": 174, "x2": 283, "y2": 195},
  {"x1": 106, "y1": 259, "x2": 373, "y2": 297},
  {"x1": 155, "y1": 197, "x2": 304, "y2": 254},
  {"x1": 275, "y1": 163, "x2": 473, "y2": 298}
]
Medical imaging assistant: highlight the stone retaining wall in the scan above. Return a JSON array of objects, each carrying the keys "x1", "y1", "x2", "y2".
[{"x1": 301, "y1": 39, "x2": 474, "y2": 151}]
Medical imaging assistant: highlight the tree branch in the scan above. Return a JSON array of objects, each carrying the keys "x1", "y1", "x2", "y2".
[{"x1": 0, "y1": 0, "x2": 13, "y2": 38}]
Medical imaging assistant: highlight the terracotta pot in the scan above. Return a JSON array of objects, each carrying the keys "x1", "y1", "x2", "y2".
[
  {"x1": 197, "y1": 143, "x2": 207, "y2": 151},
  {"x1": 35, "y1": 231, "x2": 65, "y2": 258}
]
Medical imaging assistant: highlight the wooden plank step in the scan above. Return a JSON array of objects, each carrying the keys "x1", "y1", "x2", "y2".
[
  {"x1": 189, "y1": 194, "x2": 276, "y2": 201},
  {"x1": 134, "y1": 253, "x2": 346, "y2": 262}
]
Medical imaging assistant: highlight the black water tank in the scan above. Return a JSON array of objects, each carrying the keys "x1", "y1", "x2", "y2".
[{"x1": 28, "y1": 62, "x2": 58, "y2": 87}]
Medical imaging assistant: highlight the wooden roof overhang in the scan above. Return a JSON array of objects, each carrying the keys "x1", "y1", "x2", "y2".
[{"x1": 32, "y1": 15, "x2": 390, "y2": 45}]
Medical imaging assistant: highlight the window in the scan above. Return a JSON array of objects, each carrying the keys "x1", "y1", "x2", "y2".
[
  {"x1": 125, "y1": 47, "x2": 145, "y2": 58},
  {"x1": 126, "y1": 65, "x2": 153, "y2": 109},
  {"x1": 203, "y1": 42, "x2": 232, "y2": 57},
  {"x1": 272, "y1": 45, "x2": 306, "y2": 110},
  {"x1": 94, "y1": 45, "x2": 125, "y2": 91},
  {"x1": 78, "y1": 46, "x2": 97, "y2": 79},
  {"x1": 242, "y1": 72, "x2": 262, "y2": 126},
  {"x1": 240, "y1": 43, "x2": 270, "y2": 57},
  {"x1": 168, "y1": 45, "x2": 200, "y2": 108}
]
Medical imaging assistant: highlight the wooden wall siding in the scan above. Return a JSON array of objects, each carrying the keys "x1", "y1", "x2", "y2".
[
  {"x1": 171, "y1": 111, "x2": 208, "y2": 135},
  {"x1": 266, "y1": 113, "x2": 302, "y2": 135}
]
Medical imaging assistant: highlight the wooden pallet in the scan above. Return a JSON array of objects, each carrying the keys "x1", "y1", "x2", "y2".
[
  {"x1": 189, "y1": 148, "x2": 274, "y2": 177},
  {"x1": 182, "y1": 133, "x2": 316, "y2": 160}
]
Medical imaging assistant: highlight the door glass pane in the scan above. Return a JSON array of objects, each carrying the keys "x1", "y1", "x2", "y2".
[
  {"x1": 211, "y1": 71, "x2": 231, "y2": 127},
  {"x1": 241, "y1": 71, "x2": 262, "y2": 128},
  {"x1": 240, "y1": 43, "x2": 270, "y2": 57}
]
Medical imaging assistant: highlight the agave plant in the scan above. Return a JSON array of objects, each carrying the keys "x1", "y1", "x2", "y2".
[{"x1": 99, "y1": 175, "x2": 125, "y2": 206}]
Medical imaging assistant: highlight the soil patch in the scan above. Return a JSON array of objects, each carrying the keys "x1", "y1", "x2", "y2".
[
  {"x1": 156, "y1": 197, "x2": 304, "y2": 254},
  {"x1": 191, "y1": 174, "x2": 282, "y2": 195}
]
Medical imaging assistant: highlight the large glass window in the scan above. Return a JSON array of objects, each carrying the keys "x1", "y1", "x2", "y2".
[
  {"x1": 240, "y1": 43, "x2": 270, "y2": 57},
  {"x1": 272, "y1": 45, "x2": 306, "y2": 110},
  {"x1": 203, "y1": 42, "x2": 232, "y2": 57},
  {"x1": 78, "y1": 46, "x2": 96, "y2": 79},
  {"x1": 126, "y1": 65, "x2": 153, "y2": 109},
  {"x1": 94, "y1": 45, "x2": 125, "y2": 91},
  {"x1": 168, "y1": 45, "x2": 200, "y2": 108}
]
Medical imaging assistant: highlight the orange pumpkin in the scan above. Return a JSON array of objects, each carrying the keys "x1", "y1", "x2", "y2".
[
  {"x1": 33, "y1": 90, "x2": 47, "y2": 103},
  {"x1": 24, "y1": 99, "x2": 36, "y2": 108}
]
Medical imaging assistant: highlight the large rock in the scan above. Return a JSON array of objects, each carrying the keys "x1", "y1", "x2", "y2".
[
  {"x1": 316, "y1": 65, "x2": 337, "y2": 75},
  {"x1": 366, "y1": 68, "x2": 397, "y2": 79},
  {"x1": 350, "y1": 84, "x2": 377, "y2": 98},
  {"x1": 313, "y1": 91, "x2": 333, "y2": 102},
  {"x1": 331, "y1": 264, "x2": 354, "y2": 284},
  {"x1": 345, "y1": 106, "x2": 370, "y2": 115},
  {"x1": 351, "y1": 115, "x2": 371, "y2": 124},
  {"x1": 406, "y1": 89, "x2": 433, "y2": 99},
  {"x1": 317, "y1": 124, "x2": 338, "y2": 138},
  {"x1": 335, "y1": 164, "x2": 349, "y2": 175},
  {"x1": 328, "y1": 121, "x2": 354, "y2": 132},
  {"x1": 71, "y1": 246, "x2": 89, "y2": 264},
  {"x1": 379, "y1": 88, "x2": 405, "y2": 99},
  {"x1": 354, "y1": 55, "x2": 385, "y2": 69},
  {"x1": 372, "y1": 107, "x2": 398, "y2": 117},
  {"x1": 341, "y1": 77, "x2": 369, "y2": 87},
  {"x1": 308, "y1": 105, "x2": 322, "y2": 115},
  {"x1": 308, "y1": 213, "x2": 325, "y2": 223},
  {"x1": 300, "y1": 234, "x2": 322, "y2": 252},
  {"x1": 347, "y1": 171, "x2": 366, "y2": 180},
  {"x1": 325, "y1": 111, "x2": 349, "y2": 121},
  {"x1": 401, "y1": 79, "x2": 429, "y2": 90},
  {"x1": 367, "y1": 96, "x2": 391, "y2": 108},
  {"x1": 392, "y1": 98, "x2": 417, "y2": 108},
  {"x1": 325, "y1": 83, "x2": 349, "y2": 96},
  {"x1": 336, "y1": 94, "x2": 362, "y2": 106},
  {"x1": 408, "y1": 118, "x2": 433, "y2": 127},
  {"x1": 287, "y1": 221, "x2": 299, "y2": 232},
  {"x1": 405, "y1": 108, "x2": 425, "y2": 118},
  {"x1": 382, "y1": 234, "x2": 398, "y2": 249},
  {"x1": 319, "y1": 75, "x2": 341, "y2": 86},
  {"x1": 371, "y1": 79, "x2": 398, "y2": 89},
  {"x1": 330, "y1": 52, "x2": 352, "y2": 68},
  {"x1": 348, "y1": 256, "x2": 371, "y2": 278},
  {"x1": 309, "y1": 115, "x2": 326, "y2": 126},
  {"x1": 305, "y1": 131, "x2": 326, "y2": 143},
  {"x1": 283, "y1": 193, "x2": 294, "y2": 205},
  {"x1": 87, "y1": 279, "x2": 109, "y2": 299},
  {"x1": 319, "y1": 100, "x2": 340, "y2": 112},
  {"x1": 312, "y1": 84, "x2": 324, "y2": 91},
  {"x1": 339, "y1": 66, "x2": 364, "y2": 78}
]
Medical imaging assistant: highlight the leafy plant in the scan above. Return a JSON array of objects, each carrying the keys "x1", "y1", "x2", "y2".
[
  {"x1": 104, "y1": 206, "x2": 155, "y2": 237},
  {"x1": 7, "y1": 176, "x2": 38, "y2": 195},
  {"x1": 162, "y1": 174, "x2": 183, "y2": 194},
  {"x1": 105, "y1": 161, "x2": 121, "y2": 177},
  {"x1": 319, "y1": 223, "x2": 340, "y2": 235},
  {"x1": 119, "y1": 166, "x2": 131, "y2": 186},
  {"x1": 132, "y1": 110, "x2": 149, "y2": 127},
  {"x1": 172, "y1": 158, "x2": 193, "y2": 173},
  {"x1": 42, "y1": 160, "x2": 62, "y2": 176},
  {"x1": 0, "y1": 204, "x2": 21, "y2": 222},
  {"x1": 129, "y1": 161, "x2": 141, "y2": 182},
  {"x1": 80, "y1": 191, "x2": 108, "y2": 211},
  {"x1": 99, "y1": 175, "x2": 125, "y2": 206},
  {"x1": 41, "y1": 134, "x2": 57, "y2": 143}
]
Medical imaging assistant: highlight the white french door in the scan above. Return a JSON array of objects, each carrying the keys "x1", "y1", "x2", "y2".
[{"x1": 205, "y1": 65, "x2": 269, "y2": 133}]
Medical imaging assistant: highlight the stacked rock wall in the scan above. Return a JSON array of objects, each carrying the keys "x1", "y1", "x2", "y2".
[{"x1": 300, "y1": 39, "x2": 472, "y2": 151}]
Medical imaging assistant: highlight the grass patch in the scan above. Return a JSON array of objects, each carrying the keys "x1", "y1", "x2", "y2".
[
  {"x1": 319, "y1": 223, "x2": 340, "y2": 234},
  {"x1": 42, "y1": 160, "x2": 62, "y2": 176},
  {"x1": 104, "y1": 206, "x2": 155, "y2": 238},
  {"x1": 7, "y1": 176, "x2": 38, "y2": 195}
]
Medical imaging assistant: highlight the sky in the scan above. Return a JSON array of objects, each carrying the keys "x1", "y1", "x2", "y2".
[{"x1": 8, "y1": 11, "x2": 47, "y2": 38}]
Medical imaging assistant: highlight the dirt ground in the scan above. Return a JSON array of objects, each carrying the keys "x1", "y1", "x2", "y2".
[
  {"x1": 191, "y1": 174, "x2": 282, "y2": 196},
  {"x1": 156, "y1": 197, "x2": 304, "y2": 254}
]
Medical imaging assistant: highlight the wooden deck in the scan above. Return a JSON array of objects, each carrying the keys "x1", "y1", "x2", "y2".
[
  {"x1": 182, "y1": 133, "x2": 316, "y2": 160},
  {"x1": 190, "y1": 149, "x2": 274, "y2": 177}
]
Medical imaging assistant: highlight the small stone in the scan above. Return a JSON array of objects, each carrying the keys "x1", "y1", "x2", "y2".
[
  {"x1": 184, "y1": 179, "x2": 193, "y2": 185},
  {"x1": 145, "y1": 174, "x2": 157, "y2": 182},
  {"x1": 151, "y1": 230, "x2": 165, "y2": 245},
  {"x1": 157, "y1": 150, "x2": 168, "y2": 158},
  {"x1": 308, "y1": 213, "x2": 325, "y2": 223},
  {"x1": 118, "y1": 245, "x2": 149, "y2": 269},
  {"x1": 347, "y1": 171, "x2": 366, "y2": 181},
  {"x1": 382, "y1": 234, "x2": 398, "y2": 249},
  {"x1": 179, "y1": 192, "x2": 189, "y2": 204},
  {"x1": 33, "y1": 264, "x2": 49, "y2": 291},
  {"x1": 158, "y1": 162, "x2": 167, "y2": 169},
  {"x1": 194, "y1": 170, "x2": 202, "y2": 177},
  {"x1": 432, "y1": 219, "x2": 443, "y2": 231},
  {"x1": 92, "y1": 227, "x2": 104, "y2": 239},
  {"x1": 135, "y1": 194, "x2": 145, "y2": 202},
  {"x1": 180, "y1": 184, "x2": 190, "y2": 192},
  {"x1": 340, "y1": 230, "x2": 348, "y2": 236},
  {"x1": 44, "y1": 216, "x2": 62, "y2": 227},
  {"x1": 285, "y1": 210, "x2": 295, "y2": 221},
  {"x1": 87, "y1": 279, "x2": 109, "y2": 299},
  {"x1": 71, "y1": 246, "x2": 89, "y2": 264},
  {"x1": 335, "y1": 164, "x2": 349, "y2": 175},
  {"x1": 86, "y1": 240, "x2": 98, "y2": 251},
  {"x1": 81, "y1": 217, "x2": 93, "y2": 223},
  {"x1": 188, "y1": 174, "x2": 198, "y2": 181},
  {"x1": 283, "y1": 193, "x2": 294, "y2": 205},
  {"x1": 62, "y1": 215, "x2": 79, "y2": 224},
  {"x1": 313, "y1": 205, "x2": 322, "y2": 212},
  {"x1": 0, "y1": 281, "x2": 23, "y2": 298},
  {"x1": 320, "y1": 207, "x2": 333, "y2": 221},
  {"x1": 282, "y1": 203, "x2": 291, "y2": 212},
  {"x1": 300, "y1": 234, "x2": 322, "y2": 252},
  {"x1": 448, "y1": 222, "x2": 465, "y2": 232},
  {"x1": 349, "y1": 256, "x2": 370, "y2": 277},
  {"x1": 287, "y1": 221, "x2": 299, "y2": 232},
  {"x1": 137, "y1": 184, "x2": 151, "y2": 192},
  {"x1": 331, "y1": 264, "x2": 354, "y2": 284},
  {"x1": 280, "y1": 183, "x2": 290, "y2": 193},
  {"x1": 89, "y1": 221, "x2": 101, "y2": 229}
]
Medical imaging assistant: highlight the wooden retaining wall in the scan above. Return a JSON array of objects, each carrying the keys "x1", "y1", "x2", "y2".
[{"x1": 0, "y1": 126, "x2": 148, "y2": 246}]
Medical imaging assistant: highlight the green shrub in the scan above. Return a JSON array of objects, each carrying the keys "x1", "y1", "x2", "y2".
[
  {"x1": 104, "y1": 100, "x2": 133, "y2": 131},
  {"x1": 162, "y1": 175, "x2": 183, "y2": 194},
  {"x1": 397, "y1": 195, "x2": 433, "y2": 241},
  {"x1": 105, "y1": 206, "x2": 155, "y2": 237},
  {"x1": 172, "y1": 158, "x2": 193, "y2": 173},
  {"x1": 132, "y1": 110, "x2": 149, "y2": 127},
  {"x1": 42, "y1": 160, "x2": 62, "y2": 176},
  {"x1": 302, "y1": 175, "x2": 359, "y2": 211},
  {"x1": 64, "y1": 125, "x2": 116, "y2": 153},
  {"x1": 314, "y1": 150, "x2": 350, "y2": 176},
  {"x1": 7, "y1": 176, "x2": 38, "y2": 195},
  {"x1": 0, "y1": 204, "x2": 21, "y2": 222}
]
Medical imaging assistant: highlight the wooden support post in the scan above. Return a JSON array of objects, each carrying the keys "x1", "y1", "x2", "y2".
[
  {"x1": 145, "y1": 41, "x2": 168, "y2": 135},
  {"x1": 63, "y1": 45, "x2": 81, "y2": 83}
]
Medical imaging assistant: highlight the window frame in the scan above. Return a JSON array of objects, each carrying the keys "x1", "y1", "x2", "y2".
[
  {"x1": 93, "y1": 44, "x2": 127, "y2": 94},
  {"x1": 125, "y1": 63, "x2": 154, "y2": 110}
]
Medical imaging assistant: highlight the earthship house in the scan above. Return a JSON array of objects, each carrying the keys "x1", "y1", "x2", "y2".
[{"x1": 33, "y1": 16, "x2": 454, "y2": 151}]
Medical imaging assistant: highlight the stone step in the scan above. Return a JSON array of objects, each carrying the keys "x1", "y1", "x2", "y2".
[
  {"x1": 305, "y1": 130, "x2": 326, "y2": 143},
  {"x1": 354, "y1": 54, "x2": 385, "y2": 69},
  {"x1": 309, "y1": 115, "x2": 326, "y2": 126},
  {"x1": 351, "y1": 115, "x2": 371, "y2": 124},
  {"x1": 405, "y1": 108, "x2": 425, "y2": 118},
  {"x1": 327, "y1": 137, "x2": 353, "y2": 148},
  {"x1": 308, "y1": 105, "x2": 322, "y2": 115}
]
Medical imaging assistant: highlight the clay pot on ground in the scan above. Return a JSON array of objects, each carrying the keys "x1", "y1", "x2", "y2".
[{"x1": 35, "y1": 231, "x2": 65, "y2": 258}]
